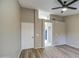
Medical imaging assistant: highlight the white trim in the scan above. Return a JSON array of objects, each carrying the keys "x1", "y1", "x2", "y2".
[
  {"x1": 17, "y1": 50, "x2": 22, "y2": 58},
  {"x1": 66, "y1": 44, "x2": 79, "y2": 49}
]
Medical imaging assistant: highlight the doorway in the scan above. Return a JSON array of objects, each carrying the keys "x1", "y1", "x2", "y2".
[{"x1": 44, "y1": 22, "x2": 53, "y2": 47}]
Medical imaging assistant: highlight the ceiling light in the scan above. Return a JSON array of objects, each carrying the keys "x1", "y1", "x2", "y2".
[{"x1": 62, "y1": 8, "x2": 68, "y2": 11}]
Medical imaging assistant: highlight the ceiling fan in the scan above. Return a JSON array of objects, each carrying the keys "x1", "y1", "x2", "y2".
[{"x1": 52, "y1": 0, "x2": 78, "y2": 13}]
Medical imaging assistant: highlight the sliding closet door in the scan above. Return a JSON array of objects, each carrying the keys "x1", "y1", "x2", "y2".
[{"x1": 53, "y1": 21, "x2": 66, "y2": 46}]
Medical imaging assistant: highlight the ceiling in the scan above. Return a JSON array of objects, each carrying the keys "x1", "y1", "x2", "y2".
[{"x1": 18, "y1": 0, "x2": 79, "y2": 16}]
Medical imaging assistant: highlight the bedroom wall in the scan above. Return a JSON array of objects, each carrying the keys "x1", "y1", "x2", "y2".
[
  {"x1": 64, "y1": 14, "x2": 79, "y2": 48},
  {"x1": 21, "y1": 8, "x2": 34, "y2": 23},
  {"x1": 50, "y1": 15, "x2": 66, "y2": 46},
  {"x1": 0, "y1": 0, "x2": 21, "y2": 57}
]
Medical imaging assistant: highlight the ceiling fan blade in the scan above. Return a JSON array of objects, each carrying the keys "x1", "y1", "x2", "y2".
[
  {"x1": 58, "y1": 0, "x2": 64, "y2": 6},
  {"x1": 52, "y1": 7, "x2": 62, "y2": 10},
  {"x1": 67, "y1": 0, "x2": 78, "y2": 6},
  {"x1": 67, "y1": 7, "x2": 77, "y2": 10}
]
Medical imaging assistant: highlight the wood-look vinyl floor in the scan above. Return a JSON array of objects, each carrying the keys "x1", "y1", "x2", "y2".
[{"x1": 20, "y1": 45, "x2": 79, "y2": 58}]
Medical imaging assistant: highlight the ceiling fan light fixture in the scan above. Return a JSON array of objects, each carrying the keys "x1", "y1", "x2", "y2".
[{"x1": 62, "y1": 7, "x2": 68, "y2": 11}]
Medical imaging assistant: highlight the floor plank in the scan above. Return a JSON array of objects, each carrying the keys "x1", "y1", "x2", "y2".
[{"x1": 20, "y1": 45, "x2": 79, "y2": 58}]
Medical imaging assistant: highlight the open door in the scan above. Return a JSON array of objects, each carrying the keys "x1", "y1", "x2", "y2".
[{"x1": 44, "y1": 22, "x2": 53, "y2": 47}]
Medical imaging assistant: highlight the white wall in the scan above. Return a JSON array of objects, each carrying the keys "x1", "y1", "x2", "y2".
[
  {"x1": 53, "y1": 21, "x2": 66, "y2": 46},
  {"x1": 34, "y1": 10, "x2": 43, "y2": 48},
  {"x1": 21, "y1": 8, "x2": 34, "y2": 23},
  {"x1": 38, "y1": 10, "x2": 50, "y2": 20},
  {"x1": 65, "y1": 14, "x2": 79, "y2": 48},
  {"x1": 0, "y1": 0, "x2": 21, "y2": 57}
]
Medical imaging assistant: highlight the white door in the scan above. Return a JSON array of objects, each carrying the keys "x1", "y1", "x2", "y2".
[{"x1": 21, "y1": 23, "x2": 34, "y2": 49}]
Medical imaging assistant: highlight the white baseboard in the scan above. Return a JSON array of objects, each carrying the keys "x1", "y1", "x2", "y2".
[
  {"x1": 66, "y1": 44, "x2": 79, "y2": 48},
  {"x1": 53, "y1": 43, "x2": 66, "y2": 46},
  {"x1": 18, "y1": 50, "x2": 22, "y2": 58}
]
